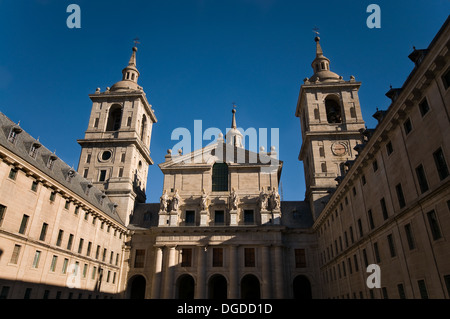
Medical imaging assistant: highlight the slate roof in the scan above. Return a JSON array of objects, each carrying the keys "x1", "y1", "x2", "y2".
[{"x1": 0, "y1": 112, "x2": 125, "y2": 226}]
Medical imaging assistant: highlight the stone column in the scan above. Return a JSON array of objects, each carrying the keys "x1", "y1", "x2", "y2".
[
  {"x1": 229, "y1": 245, "x2": 239, "y2": 298},
  {"x1": 195, "y1": 246, "x2": 207, "y2": 299},
  {"x1": 273, "y1": 245, "x2": 285, "y2": 299},
  {"x1": 261, "y1": 245, "x2": 271, "y2": 298},
  {"x1": 151, "y1": 246, "x2": 164, "y2": 298},
  {"x1": 163, "y1": 246, "x2": 177, "y2": 298}
]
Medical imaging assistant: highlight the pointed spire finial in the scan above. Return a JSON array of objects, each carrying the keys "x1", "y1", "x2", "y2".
[{"x1": 231, "y1": 102, "x2": 237, "y2": 129}]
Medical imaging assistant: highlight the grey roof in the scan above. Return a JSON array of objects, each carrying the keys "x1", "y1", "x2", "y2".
[{"x1": 0, "y1": 112, "x2": 125, "y2": 226}]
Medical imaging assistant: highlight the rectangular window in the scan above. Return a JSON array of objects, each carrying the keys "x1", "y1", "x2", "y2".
[
  {"x1": 243, "y1": 210, "x2": 254, "y2": 225},
  {"x1": 99, "y1": 170, "x2": 107, "y2": 182},
  {"x1": 433, "y1": 148, "x2": 449, "y2": 180},
  {"x1": 62, "y1": 258, "x2": 68, "y2": 274},
  {"x1": 95, "y1": 245, "x2": 100, "y2": 259},
  {"x1": 442, "y1": 67, "x2": 450, "y2": 89},
  {"x1": 418, "y1": 280, "x2": 428, "y2": 299},
  {"x1": 214, "y1": 210, "x2": 225, "y2": 225},
  {"x1": 357, "y1": 219, "x2": 363, "y2": 237},
  {"x1": 78, "y1": 238, "x2": 84, "y2": 254},
  {"x1": 444, "y1": 275, "x2": 450, "y2": 297},
  {"x1": 31, "y1": 180, "x2": 38, "y2": 192},
  {"x1": 110, "y1": 251, "x2": 114, "y2": 264},
  {"x1": 118, "y1": 168, "x2": 124, "y2": 178},
  {"x1": 398, "y1": 284, "x2": 406, "y2": 299},
  {"x1": 404, "y1": 223, "x2": 416, "y2": 250},
  {"x1": 362, "y1": 175, "x2": 366, "y2": 185},
  {"x1": 92, "y1": 266, "x2": 97, "y2": 280},
  {"x1": 374, "y1": 242, "x2": 381, "y2": 263},
  {"x1": 0, "y1": 204, "x2": 6, "y2": 227},
  {"x1": 93, "y1": 118, "x2": 99, "y2": 128},
  {"x1": 349, "y1": 226, "x2": 354, "y2": 244},
  {"x1": 212, "y1": 163, "x2": 228, "y2": 192},
  {"x1": 24, "y1": 288, "x2": 32, "y2": 299},
  {"x1": 32, "y1": 250, "x2": 41, "y2": 268},
  {"x1": 368, "y1": 209, "x2": 375, "y2": 230},
  {"x1": 395, "y1": 183, "x2": 406, "y2": 208},
  {"x1": 87, "y1": 242, "x2": 92, "y2": 256},
  {"x1": 387, "y1": 234, "x2": 396, "y2": 257},
  {"x1": 50, "y1": 191, "x2": 56, "y2": 202},
  {"x1": 403, "y1": 118, "x2": 412, "y2": 135},
  {"x1": 362, "y1": 249, "x2": 368, "y2": 268},
  {"x1": 67, "y1": 234, "x2": 74, "y2": 250},
  {"x1": 10, "y1": 244, "x2": 21, "y2": 264},
  {"x1": 83, "y1": 264, "x2": 88, "y2": 278},
  {"x1": 64, "y1": 200, "x2": 70, "y2": 210},
  {"x1": 372, "y1": 160, "x2": 378, "y2": 172},
  {"x1": 415, "y1": 164, "x2": 429, "y2": 193},
  {"x1": 212, "y1": 248, "x2": 223, "y2": 267},
  {"x1": 382, "y1": 287, "x2": 388, "y2": 299},
  {"x1": 8, "y1": 168, "x2": 18, "y2": 180},
  {"x1": 419, "y1": 98, "x2": 430, "y2": 116},
  {"x1": 353, "y1": 254, "x2": 359, "y2": 272},
  {"x1": 19, "y1": 214, "x2": 29, "y2": 234},
  {"x1": 102, "y1": 248, "x2": 107, "y2": 262},
  {"x1": 348, "y1": 258, "x2": 353, "y2": 274},
  {"x1": 427, "y1": 210, "x2": 442, "y2": 240},
  {"x1": 121, "y1": 153, "x2": 126, "y2": 163},
  {"x1": 134, "y1": 249, "x2": 145, "y2": 268},
  {"x1": 50, "y1": 255, "x2": 57, "y2": 272},
  {"x1": 0, "y1": 286, "x2": 10, "y2": 299},
  {"x1": 185, "y1": 210, "x2": 195, "y2": 226},
  {"x1": 181, "y1": 248, "x2": 192, "y2": 267},
  {"x1": 344, "y1": 231, "x2": 348, "y2": 247},
  {"x1": 39, "y1": 223, "x2": 48, "y2": 241},
  {"x1": 56, "y1": 229, "x2": 63, "y2": 247},
  {"x1": 386, "y1": 141, "x2": 393, "y2": 155},
  {"x1": 245, "y1": 248, "x2": 256, "y2": 267},
  {"x1": 380, "y1": 198, "x2": 388, "y2": 220}
]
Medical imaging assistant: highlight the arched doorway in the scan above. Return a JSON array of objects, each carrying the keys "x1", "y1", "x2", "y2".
[
  {"x1": 177, "y1": 274, "x2": 195, "y2": 299},
  {"x1": 293, "y1": 275, "x2": 312, "y2": 299},
  {"x1": 128, "y1": 275, "x2": 146, "y2": 299},
  {"x1": 240, "y1": 274, "x2": 260, "y2": 299},
  {"x1": 208, "y1": 274, "x2": 227, "y2": 299}
]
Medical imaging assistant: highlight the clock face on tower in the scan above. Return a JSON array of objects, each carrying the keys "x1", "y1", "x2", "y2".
[{"x1": 331, "y1": 142, "x2": 347, "y2": 156}]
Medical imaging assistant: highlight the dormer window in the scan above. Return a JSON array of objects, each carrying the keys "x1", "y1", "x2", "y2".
[
  {"x1": 8, "y1": 127, "x2": 22, "y2": 144},
  {"x1": 47, "y1": 155, "x2": 57, "y2": 170},
  {"x1": 29, "y1": 142, "x2": 41, "y2": 159}
]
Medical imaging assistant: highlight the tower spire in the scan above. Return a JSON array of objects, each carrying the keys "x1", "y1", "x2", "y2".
[
  {"x1": 110, "y1": 46, "x2": 141, "y2": 92},
  {"x1": 309, "y1": 35, "x2": 341, "y2": 83},
  {"x1": 226, "y1": 104, "x2": 243, "y2": 148}
]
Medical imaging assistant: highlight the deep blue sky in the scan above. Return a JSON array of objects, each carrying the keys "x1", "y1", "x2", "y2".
[{"x1": 0, "y1": 1, "x2": 448, "y2": 203}]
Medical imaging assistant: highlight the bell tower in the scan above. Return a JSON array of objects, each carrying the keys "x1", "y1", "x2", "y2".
[
  {"x1": 295, "y1": 36, "x2": 365, "y2": 220},
  {"x1": 77, "y1": 46, "x2": 157, "y2": 225}
]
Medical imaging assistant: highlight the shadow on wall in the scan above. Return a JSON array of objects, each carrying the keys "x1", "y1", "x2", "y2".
[{"x1": 0, "y1": 278, "x2": 122, "y2": 299}]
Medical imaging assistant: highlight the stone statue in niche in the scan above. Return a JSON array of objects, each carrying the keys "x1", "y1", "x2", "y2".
[
  {"x1": 200, "y1": 188, "x2": 209, "y2": 211},
  {"x1": 259, "y1": 187, "x2": 268, "y2": 211},
  {"x1": 159, "y1": 189, "x2": 169, "y2": 212},
  {"x1": 229, "y1": 188, "x2": 239, "y2": 210},
  {"x1": 171, "y1": 189, "x2": 181, "y2": 212},
  {"x1": 269, "y1": 188, "x2": 281, "y2": 211}
]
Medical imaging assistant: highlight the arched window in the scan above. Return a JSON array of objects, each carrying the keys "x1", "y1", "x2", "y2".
[
  {"x1": 140, "y1": 115, "x2": 147, "y2": 141},
  {"x1": 325, "y1": 96, "x2": 342, "y2": 124},
  {"x1": 212, "y1": 163, "x2": 228, "y2": 192},
  {"x1": 106, "y1": 105, "x2": 122, "y2": 131}
]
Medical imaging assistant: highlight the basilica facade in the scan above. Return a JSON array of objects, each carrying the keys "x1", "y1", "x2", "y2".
[{"x1": 0, "y1": 17, "x2": 449, "y2": 299}]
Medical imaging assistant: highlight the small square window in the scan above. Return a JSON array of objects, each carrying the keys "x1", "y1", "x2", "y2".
[
  {"x1": 8, "y1": 168, "x2": 18, "y2": 180},
  {"x1": 31, "y1": 181, "x2": 38, "y2": 192},
  {"x1": 386, "y1": 141, "x2": 393, "y2": 155}
]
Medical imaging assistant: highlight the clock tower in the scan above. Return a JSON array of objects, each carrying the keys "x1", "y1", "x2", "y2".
[
  {"x1": 295, "y1": 36, "x2": 365, "y2": 220},
  {"x1": 77, "y1": 46, "x2": 157, "y2": 225}
]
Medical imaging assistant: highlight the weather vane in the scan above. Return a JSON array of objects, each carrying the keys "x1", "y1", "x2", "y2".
[
  {"x1": 313, "y1": 26, "x2": 320, "y2": 37},
  {"x1": 232, "y1": 102, "x2": 237, "y2": 109},
  {"x1": 133, "y1": 37, "x2": 141, "y2": 47}
]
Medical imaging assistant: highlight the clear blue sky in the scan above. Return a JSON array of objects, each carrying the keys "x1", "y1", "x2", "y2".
[{"x1": 0, "y1": 1, "x2": 448, "y2": 203}]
